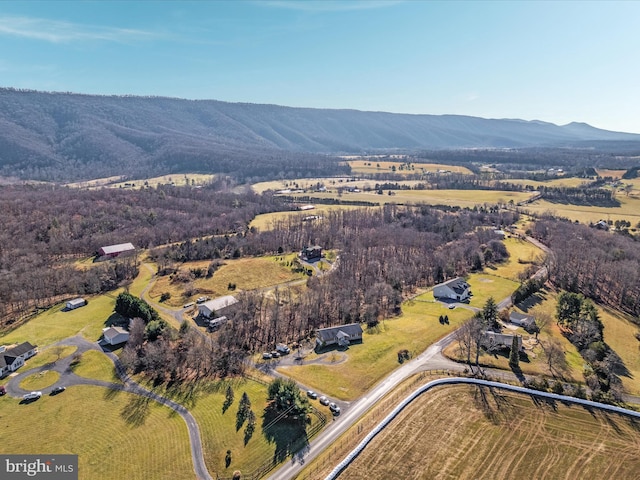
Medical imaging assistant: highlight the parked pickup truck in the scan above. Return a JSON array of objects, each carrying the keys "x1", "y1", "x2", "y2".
[{"x1": 276, "y1": 343, "x2": 290, "y2": 354}]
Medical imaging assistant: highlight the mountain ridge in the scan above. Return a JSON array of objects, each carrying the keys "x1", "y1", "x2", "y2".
[{"x1": 1, "y1": 88, "x2": 639, "y2": 181}]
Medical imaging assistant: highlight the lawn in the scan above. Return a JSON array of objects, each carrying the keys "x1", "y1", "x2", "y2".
[
  {"x1": 148, "y1": 255, "x2": 307, "y2": 308},
  {"x1": 486, "y1": 236, "x2": 544, "y2": 282},
  {"x1": 336, "y1": 384, "x2": 640, "y2": 480},
  {"x1": 0, "y1": 293, "x2": 117, "y2": 348},
  {"x1": 599, "y1": 306, "x2": 640, "y2": 395},
  {"x1": 443, "y1": 288, "x2": 584, "y2": 381},
  {"x1": 465, "y1": 273, "x2": 519, "y2": 309},
  {"x1": 0, "y1": 386, "x2": 194, "y2": 480},
  {"x1": 137, "y1": 377, "x2": 324, "y2": 476},
  {"x1": 278, "y1": 300, "x2": 474, "y2": 401},
  {"x1": 71, "y1": 350, "x2": 121, "y2": 384},
  {"x1": 20, "y1": 370, "x2": 60, "y2": 390},
  {"x1": 25, "y1": 345, "x2": 78, "y2": 369}
]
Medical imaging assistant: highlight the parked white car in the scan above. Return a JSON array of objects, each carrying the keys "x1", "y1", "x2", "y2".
[{"x1": 23, "y1": 391, "x2": 42, "y2": 400}]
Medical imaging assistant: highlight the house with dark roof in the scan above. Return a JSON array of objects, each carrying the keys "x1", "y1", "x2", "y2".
[
  {"x1": 433, "y1": 277, "x2": 472, "y2": 302},
  {"x1": 0, "y1": 342, "x2": 38, "y2": 377},
  {"x1": 301, "y1": 245, "x2": 323, "y2": 261},
  {"x1": 316, "y1": 323, "x2": 363, "y2": 348},
  {"x1": 481, "y1": 331, "x2": 522, "y2": 351}
]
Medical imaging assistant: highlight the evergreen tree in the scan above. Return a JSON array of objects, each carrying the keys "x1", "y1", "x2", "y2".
[{"x1": 509, "y1": 335, "x2": 520, "y2": 369}]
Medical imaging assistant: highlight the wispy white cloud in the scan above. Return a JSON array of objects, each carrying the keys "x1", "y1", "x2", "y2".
[
  {"x1": 257, "y1": 0, "x2": 404, "y2": 13},
  {"x1": 0, "y1": 15, "x2": 157, "y2": 44}
]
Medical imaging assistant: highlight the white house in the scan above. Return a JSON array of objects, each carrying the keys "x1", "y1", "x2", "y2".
[
  {"x1": 433, "y1": 278, "x2": 472, "y2": 302},
  {"x1": 102, "y1": 326, "x2": 130, "y2": 346},
  {"x1": 198, "y1": 296, "x2": 238, "y2": 319},
  {"x1": 509, "y1": 311, "x2": 536, "y2": 330},
  {"x1": 316, "y1": 323, "x2": 363, "y2": 348},
  {"x1": 0, "y1": 342, "x2": 38, "y2": 377},
  {"x1": 66, "y1": 298, "x2": 87, "y2": 310}
]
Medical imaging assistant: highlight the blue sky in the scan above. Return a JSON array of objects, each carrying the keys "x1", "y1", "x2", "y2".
[{"x1": 1, "y1": 0, "x2": 639, "y2": 133}]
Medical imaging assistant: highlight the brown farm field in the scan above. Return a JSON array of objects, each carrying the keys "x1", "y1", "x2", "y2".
[
  {"x1": 67, "y1": 173, "x2": 215, "y2": 189},
  {"x1": 249, "y1": 205, "x2": 368, "y2": 231},
  {"x1": 336, "y1": 384, "x2": 640, "y2": 480}
]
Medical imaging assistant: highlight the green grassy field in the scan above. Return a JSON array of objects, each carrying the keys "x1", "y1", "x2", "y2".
[
  {"x1": 19, "y1": 370, "x2": 60, "y2": 390},
  {"x1": 348, "y1": 160, "x2": 474, "y2": 176},
  {"x1": 148, "y1": 255, "x2": 307, "y2": 308},
  {"x1": 138, "y1": 377, "x2": 322, "y2": 476},
  {"x1": 486, "y1": 236, "x2": 544, "y2": 281},
  {"x1": 25, "y1": 345, "x2": 78, "y2": 369},
  {"x1": 278, "y1": 300, "x2": 474, "y2": 400},
  {"x1": 599, "y1": 306, "x2": 640, "y2": 395},
  {"x1": 465, "y1": 273, "x2": 519, "y2": 309},
  {"x1": 523, "y1": 194, "x2": 640, "y2": 226},
  {"x1": 337, "y1": 384, "x2": 640, "y2": 480},
  {"x1": 67, "y1": 173, "x2": 215, "y2": 189},
  {"x1": 278, "y1": 189, "x2": 535, "y2": 208},
  {"x1": 71, "y1": 350, "x2": 121, "y2": 384},
  {"x1": 249, "y1": 205, "x2": 367, "y2": 231},
  {"x1": 0, "y1": 386, "x2": 194, "y2": 480},
  {"x1": 0, "y1": 294, "x2": 117, "y2": 348}
]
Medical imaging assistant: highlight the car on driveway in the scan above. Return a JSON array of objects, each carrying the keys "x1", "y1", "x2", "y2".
[
  {"x1": 319, "y1": 396, "x2": 329, "y2": 406},
  {"x1": 23, "y1": 391, "x2": 42, "y2": 401},
  {"x1": 262, "y1": 352, "x2": 273, "y2": 360},
  {"x1": 0, "y1": 385, "x2": 6, "y2": 396},
  {"x1": 306, "y1": 390, "x2": 318, "y2": 399},
  {"x1": 271, "y1": 351, "x2": 281, "y2": 358},
  {"x1": 329, "y1": 402, "x2": 341, "y2": 415},
  {"x1": 50, "y1": 386, "x2": 66, "y2": 395},
  {"x1": 448, "y1": 304, "x2": 456, "y2": 309}
]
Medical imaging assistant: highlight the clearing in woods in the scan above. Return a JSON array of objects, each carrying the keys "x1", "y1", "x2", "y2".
[{"x1": 338, "y1": 384, "x2": 640, "y2": 480}]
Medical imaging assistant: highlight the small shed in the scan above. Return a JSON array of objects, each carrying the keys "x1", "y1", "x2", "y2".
[
  {"x1": 102, "y1": 326, "x2": 129, "y2": 346},
  {"x1": 66, "y1": 298, "x2": 87, "y2": 310},
  {"x1": 98, "y1": 243, "x2": 135, "y2": 259}
]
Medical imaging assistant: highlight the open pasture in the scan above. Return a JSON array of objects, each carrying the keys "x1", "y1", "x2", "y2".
[
  {"x1": 348, "y1": 160, "x2": 474, "y2": 176},
  {"x1": 338, "y1": 384, "x2": 640, "y2": 480},
  {"x1": 523, "y1": 195, "x2": 640, "y2": 225}
]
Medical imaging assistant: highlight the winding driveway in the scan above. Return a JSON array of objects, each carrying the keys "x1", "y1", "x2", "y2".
[{"x1": 4, "y1": 335, "x2": 213, "y2": 480}]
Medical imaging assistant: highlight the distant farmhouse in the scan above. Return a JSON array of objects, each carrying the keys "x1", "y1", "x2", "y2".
[
  {"x1": 481, "y1": 331, "x2": 522, "y2": 351},
  {"x1": 66, "y1": 298, "x2": 87, "y2": 310},
  {"x1": 102, "y1": 326, "x2": 129, "y2": 346},
  {"x1": 316, "y1": 323, "x2": 363, "y2": 349},
  {"x1": 433, "y1": 277, "x2": 472, "y2": 302},
  {"x1": 509, "y1": 311, "x2": 536, "y2": 331},
  {"x1": 0, "y1": 342, "x2": 38, "y2": 377},
  {"x1": 97, "y1": 242, "x2": 135, "y2": 260},
  {"x1": 301, "y1": 245, "x2": 323, "y2": 262},
  {"x1": 198, "y1": 295, "x2": 238, "y2": 319}
]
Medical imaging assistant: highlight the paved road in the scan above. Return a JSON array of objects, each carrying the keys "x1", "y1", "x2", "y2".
[
  {"x1": 267, "y1": 234, "x2": 555, "y2": 480},
  {"x1": 5, "y1": 335, "x2": 213, "y2": 480}
]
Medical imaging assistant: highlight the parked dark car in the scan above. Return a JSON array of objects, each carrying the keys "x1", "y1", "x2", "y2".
[{"x1": 50, "y1": 386, "x2": 66, "y2": 395}]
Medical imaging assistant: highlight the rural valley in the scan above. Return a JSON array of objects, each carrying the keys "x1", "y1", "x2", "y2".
[{"x1": 2, "y1": 2, "x2": 640, "y2": 479}]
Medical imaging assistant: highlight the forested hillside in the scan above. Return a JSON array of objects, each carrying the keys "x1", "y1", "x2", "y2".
[{"x1": 2, "y1": 88, "x2": 640, "y2": 182}]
